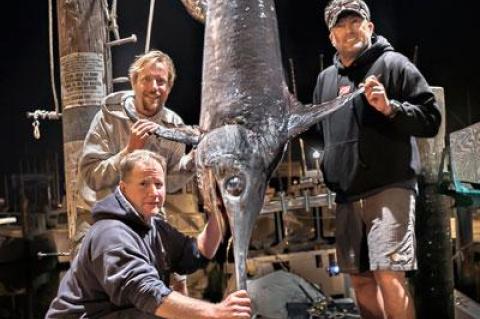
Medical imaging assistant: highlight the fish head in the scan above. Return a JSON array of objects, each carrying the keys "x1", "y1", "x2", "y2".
[{"x1": 197, "y1": 125, "x2": 268, "y2": 290}]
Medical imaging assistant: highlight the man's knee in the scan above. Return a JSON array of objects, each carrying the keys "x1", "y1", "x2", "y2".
[
  {"x1": 373, "y1": 271, "x2": 407, "y2": 291},
  {"x1": 373, "y1": 271, "x2": 415, "y2": 318},
  {"x1": 351, "y1": 272, "x2": 377, "y2": 291}
]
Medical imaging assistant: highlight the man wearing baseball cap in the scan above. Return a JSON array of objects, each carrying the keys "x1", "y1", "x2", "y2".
[{"x1": 312, "y1": 1, "x2": 441, "y2": 318}]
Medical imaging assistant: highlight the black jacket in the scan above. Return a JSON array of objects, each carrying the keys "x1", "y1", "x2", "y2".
[
  {"x1": 46, "y1": 188, "x2": 208, "y2": 318},
  {"x1": 313, "y1": 35, "x2": 441, "y2": 202}
]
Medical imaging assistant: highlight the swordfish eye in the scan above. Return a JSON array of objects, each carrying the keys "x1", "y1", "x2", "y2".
[{"x1": 225, "y1": 175, "x2": 245, "y2": 197}]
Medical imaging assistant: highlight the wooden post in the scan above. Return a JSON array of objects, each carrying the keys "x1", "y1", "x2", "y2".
[
  {"x1": 413, "y1": 87, "x2": 454, "y2": 319},
  {"x1": 57, "y1": 0, "x2": 109, "y2": 239}
]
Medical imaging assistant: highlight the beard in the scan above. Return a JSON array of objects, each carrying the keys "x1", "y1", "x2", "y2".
[{"x1": 139, "y1": 94, "x2": 164, "y2": 117}]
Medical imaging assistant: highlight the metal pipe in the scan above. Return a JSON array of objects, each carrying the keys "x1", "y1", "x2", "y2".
[
  {"x1": 303, "y1": 189, "x2": 310, "y2": 213},
  {"x1": 0, "y1": 217, "x2": 17, "y2": 225},
  {"x1": 37, "y1": 251, "x2": 71, "y2": 259},
  {"x1": 298, "y1": 138, "x2": 307, "y2": 177},
  {"x1": 327, "y1": 189, "x2": 333, "y2": 209},
  {"x1": 106, "y1": 34, "x2": 137, "y2": 47},
  {"x1": 112, "y1": 76, "x2": 130, "y2": 84},
  {"x1": 26, "y1": 110, "x2": 62, "y2": 120}
]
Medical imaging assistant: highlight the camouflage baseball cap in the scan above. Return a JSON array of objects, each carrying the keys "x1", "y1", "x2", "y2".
[{"x1": 324, "y1": 0, "x2": 371, "y2": 30}]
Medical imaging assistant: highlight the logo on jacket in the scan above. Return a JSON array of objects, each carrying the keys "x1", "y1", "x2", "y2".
[{"x1": 338, "y1": 85, "x2": 352, "y2": 96}]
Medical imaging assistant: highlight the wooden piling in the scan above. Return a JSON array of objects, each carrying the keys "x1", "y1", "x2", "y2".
[
  {"x1": 56, "y1": 0, "x2": 109, "y2": 238},
  {"x1": 413, "y1": 87, "x2": 454, "y2": 319}
]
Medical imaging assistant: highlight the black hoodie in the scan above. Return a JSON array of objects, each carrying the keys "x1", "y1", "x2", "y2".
[
  {"x1": 46, "y1": 187, "x2": 208, "y2": 318},
  {"x1": 312, "y1": 35, "x2": 441, "y2": 202}
]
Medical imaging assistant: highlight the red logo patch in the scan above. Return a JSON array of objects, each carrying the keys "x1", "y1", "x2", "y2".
[{"x1": 338, "y1": 85, "x2": 351, "y2": 96}]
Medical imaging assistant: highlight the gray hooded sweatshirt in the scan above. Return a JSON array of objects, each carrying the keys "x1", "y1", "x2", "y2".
[{"x1": 78, "y1": 91, "x2": 194, "y2": 210}]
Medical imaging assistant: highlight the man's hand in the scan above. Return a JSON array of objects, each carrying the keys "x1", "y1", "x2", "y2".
[
  {"x1": 155, "y1": 289, "x2": 251, "y2": 319},
  {"x1": 170, "y1": 273, "x2": 188, "y2": 296},
  {"x1": 212, "y1": 290, "x2": 252, "y2": 319},
  {"x1": 126, "y1": 120, "x2": 159, "y2": 153},
  {"x1": 180, "y1": 148, "x2": 197, "y2": 171},
  {"x1": 363, "y1": 75, "x2": 394, "y2": 117}
]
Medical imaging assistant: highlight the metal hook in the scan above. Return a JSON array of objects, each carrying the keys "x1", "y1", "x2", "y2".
[{"x1": 32, "y1": 119, "x2": 41, "y2": 140}]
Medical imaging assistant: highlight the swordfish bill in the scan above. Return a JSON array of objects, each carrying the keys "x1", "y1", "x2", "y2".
[{"x1": 151, "y1": 0, "x2": 365, "y2": 290}]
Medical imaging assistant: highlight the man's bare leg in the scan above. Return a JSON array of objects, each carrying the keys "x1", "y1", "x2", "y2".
[
  {"x1": 374, "y1": 271, "x2": 415, "y2": 319},
  {"x1": 350, "y1": 272, "x2": 385, "y2": 319}
]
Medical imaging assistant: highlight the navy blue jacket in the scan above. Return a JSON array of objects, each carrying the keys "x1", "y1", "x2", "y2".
[
  {"x1": 46, "y1": 187, "x2": 208, "y2": 318},
  {"x1": 313, "y1": 35, "x2": 441, "y2": 202}
]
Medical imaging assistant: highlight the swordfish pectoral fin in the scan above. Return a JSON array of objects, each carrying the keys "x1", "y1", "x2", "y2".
[
  {"x1": 287, "y1": 86, "x2": 365, "y2": 139},
  {"x1": 179, "y1": 0, "x2": 208, "y2": 23},
  {"x1": 123, "y1": 101, "x2": 202, "y2": 146}
]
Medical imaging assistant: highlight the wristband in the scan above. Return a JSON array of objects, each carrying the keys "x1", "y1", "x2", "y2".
[{"x1": 387, "y1": 99, "x2": 401, "y2": 119}]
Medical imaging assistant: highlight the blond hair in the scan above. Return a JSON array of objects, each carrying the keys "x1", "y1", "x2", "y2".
[
  {"x1": 119, "y1": 150, "x2": 167, "y2": 182},
  {"x1": 128, "y1": 50, "x2": 176, "y2": 89}
]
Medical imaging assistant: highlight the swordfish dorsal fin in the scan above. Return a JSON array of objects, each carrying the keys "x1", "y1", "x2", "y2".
[
  {"x1": 179, "y1": 0, "x2": 208, "y2": 23},
  {"x1": 287, "y1": 86, "x2": 365, "y2": 139},
  {"x1": 123, "y1": 102, "x2": 202, "y2": 146}
]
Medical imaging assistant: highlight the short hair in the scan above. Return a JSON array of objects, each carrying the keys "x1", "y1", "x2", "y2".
[
  {"x1": 119, "y1": 150, "x2": 166, "y2": 182},
  {"x1": 128, "y1": 50, "x2": 176, "y2": 89}
]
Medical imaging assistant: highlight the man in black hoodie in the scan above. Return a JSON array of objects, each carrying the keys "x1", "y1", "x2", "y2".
[
  {"x1": 313, "y1": 1, "x2": 441, "y2": 318},
  {"x1": 46, "y1": 150, "x2": 251, "y2": 318}
]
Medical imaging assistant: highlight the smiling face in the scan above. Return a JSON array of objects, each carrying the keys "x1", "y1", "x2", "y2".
[
  {"x1": 131, "y1": 60, "x2": 171, "y2": 117},
  {"x1": 120, "y1": 159, "x2": 166, "y2": 220},
  {"x1": 329, "y1": 13, "x2": 374, "y2": 66}
]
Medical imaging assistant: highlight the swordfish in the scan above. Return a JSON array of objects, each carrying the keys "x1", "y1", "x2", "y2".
[{"x1": 128, "y1": 0, "x2": 364, "y2": 290}]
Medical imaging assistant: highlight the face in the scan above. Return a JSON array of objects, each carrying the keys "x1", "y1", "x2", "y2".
[
  {"x1": 329, "y1": 14, "x2": 374, "y2": 66},
  {"x1": 132, "y1": 61, "x2": 171, "y2": 117},
  {"x1": 120, "y1": 160, "x2": 166, "y2": 220}
]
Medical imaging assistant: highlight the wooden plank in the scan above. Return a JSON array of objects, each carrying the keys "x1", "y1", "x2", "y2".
[
  {"x1": 417, "y1": 87, "x2": 446, "y2": 184},
  {"x1": 450, "y1": 121, "x2": 480, "y2": 185},
  {"x1": 454, "y1": 289, "x2": 480, "y2": 319},
  {"x1": 275, "y1": 161, "x2": 302, "y2": 178}
]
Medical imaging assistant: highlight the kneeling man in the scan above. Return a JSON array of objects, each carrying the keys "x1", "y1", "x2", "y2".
[{"x1": 47, "y1": 149, "x2": 251, "y2": 319}]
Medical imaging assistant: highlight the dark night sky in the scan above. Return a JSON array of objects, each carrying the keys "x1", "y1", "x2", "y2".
[{"x1": 0, "y1": 0, "x2": 478, "y2": 180}]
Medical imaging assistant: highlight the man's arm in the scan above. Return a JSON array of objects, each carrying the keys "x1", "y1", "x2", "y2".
[
  {"x1": 155, "y1": 290, "x2": 251, "y2": 319},
  {"x1": 363, "y1": 60, "x2": 441, "y2": 138},
  {"x1": 80, "y1": 115, "x2": 159, "y2": 192},
  {"x1": 92, "y1": 223, "x2": 251, "y2": 319},
  {"x1": 79, "y1": 112, "x2": 127, "y2": 192},
  {"x1": 195, "y1": 206, "x2": 224, "y2": 259}
]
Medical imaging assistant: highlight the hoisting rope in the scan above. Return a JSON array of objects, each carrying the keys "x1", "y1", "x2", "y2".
[
  {"x1": 48, "y1": 0, "x2": 60, "y2": 116},
  {"x1": 27, "y1": 0, "x2": 63, "y2": 140},
  {"x1": 145, "y1": 0, "x2": 156, "y2": 53}
]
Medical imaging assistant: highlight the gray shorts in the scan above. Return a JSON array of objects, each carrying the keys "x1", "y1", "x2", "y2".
[{"x1": 335, "y1": 188, "x2": 417, "y2": 274}]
